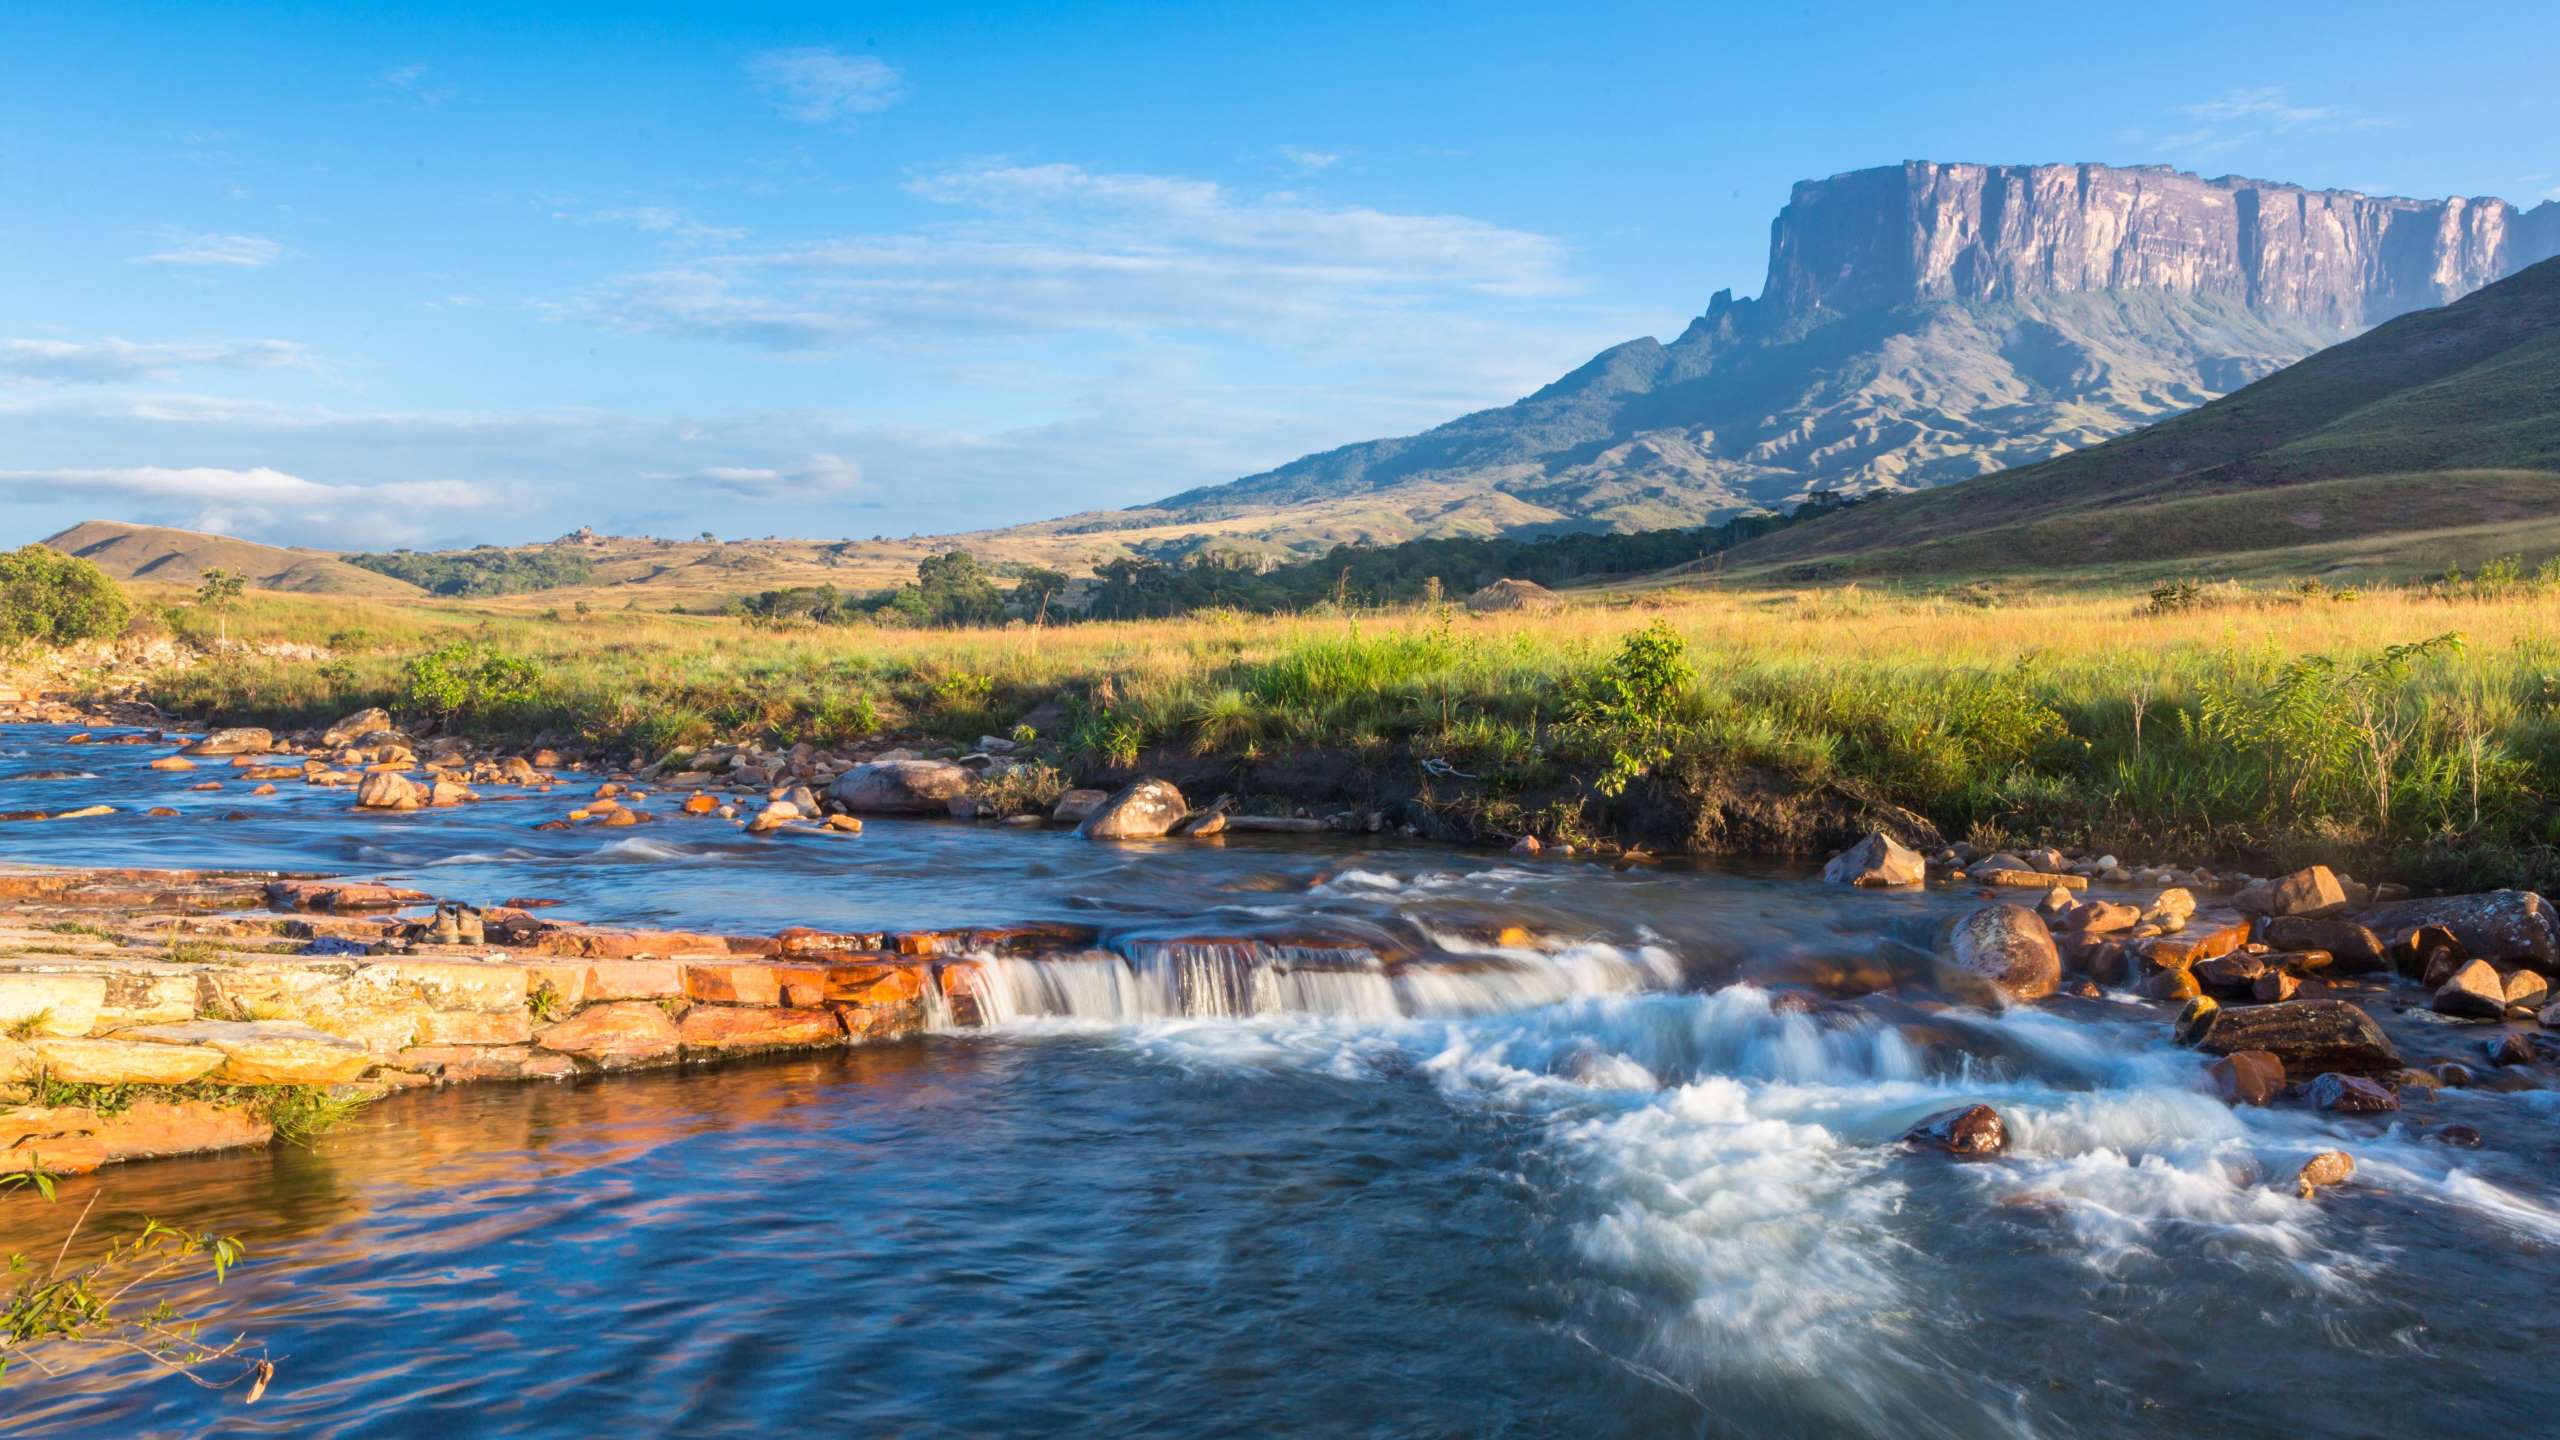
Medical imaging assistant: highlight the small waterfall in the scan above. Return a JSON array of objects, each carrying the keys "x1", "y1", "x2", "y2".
[{"x1": 948, "y1": 933, "x2": 1682, "y2": 1028}]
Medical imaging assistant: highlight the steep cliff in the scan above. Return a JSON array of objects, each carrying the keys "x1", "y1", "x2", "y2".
[
  {"x1": 1762, "y1": 162, "x2": 2560, "y2": 328},
  {"x1": 997, "y1": 161, "x2": 2560, "y2": 559}
]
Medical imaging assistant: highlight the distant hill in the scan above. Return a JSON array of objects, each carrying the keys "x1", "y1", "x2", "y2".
[
  {"x1": 39, "y1": 520, "x2": 426, "y2": 597},
  {"x1": 994, "y1": 161, "x2": 2559, "y2": 562},
  {"x1": 1718, "y1": 255, "x2": 2560, "y2": 578}
]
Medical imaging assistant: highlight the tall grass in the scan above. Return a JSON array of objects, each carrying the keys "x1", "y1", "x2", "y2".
[{"x1": 125, "y1": 579, "x2": 2560, "y2": 886}]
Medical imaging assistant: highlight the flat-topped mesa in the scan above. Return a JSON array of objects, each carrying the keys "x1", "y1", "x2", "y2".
[{"x1": 1761, "y1": 160, "x2": 2560, "y2": 329}]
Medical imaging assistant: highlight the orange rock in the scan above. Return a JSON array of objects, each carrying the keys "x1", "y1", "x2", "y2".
[
  {"x1": 682, "y1": 793, "x2": 719, "y2": 815},
  {"x1": 683, "y1": 963, "x2": 782, "y2": 1006},
  {"x1": 603, "y1": 809, "x2": 647, "y2": 827},
  {"x1": 252, "y1": 783, "x2": 278, "y2": 795},
  {"x1": 677, "y1": 1005, "x2": 844, "y2": 1054},
  {"x1": 534, "y1": 1001, "x2": 681, "y2": 1068},
  {"x1": 188, "y1": 780, "x2": 223, "y2": 791},
  {"x1": 397, "y1": 1045, "x2": 578, "y2": 1082},
  {"x1": 822, "y1": 962, "x2": 927, "y2": 1005},
  {"x1": 97, "y1": 1099, "x2": 274, "y2": 1161},
  {"x1": 583, "y1": 958, "x2": 686, "y2": 999},
  {"x1": 149, "y1": 755, "x2": 196, "y2": 771}
]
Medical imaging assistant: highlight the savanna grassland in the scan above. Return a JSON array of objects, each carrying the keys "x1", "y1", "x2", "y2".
[{"x1": 103, "y1": 570, "x2": 2560, "y2": 893}]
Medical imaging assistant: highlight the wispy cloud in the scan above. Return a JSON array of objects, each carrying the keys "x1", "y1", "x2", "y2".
[
  {"x1": 660, "y1": 451, "x2": 865, "y2": 499},
  {"x1": 581, "y1": 205, "x2": 749, "y2": 245},
  {"x1": 1278, "y1": 146, "x2": 1340, "y2": 173},
  {"x1": 373, "y1": 62, "x2": 453, "y2": 107},
  {"x1": 132, "y1": 231, "x2": 286, "y2": 268},
  {"x1": 0, "y1": 464, "x2": 490, "y2": 547},
  {"x1": 2122, "y1": 86, "x2": 2391, "y2": 160},
  {"x1": 564, "y1": 161, "x2": 1578, "y2": 350},
  {"x1": 0, "y1": 337, "x2": 310, "y2": 384},
  {"x1": 748, "y1": 47, "x2": 902, "y2": 126}
]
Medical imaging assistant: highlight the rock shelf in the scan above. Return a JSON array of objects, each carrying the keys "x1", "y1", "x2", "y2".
[{"x1": 0, "y1": 864, "x2": 1059, "y2": 1176}]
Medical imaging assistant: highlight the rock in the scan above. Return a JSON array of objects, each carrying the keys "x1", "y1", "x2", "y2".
[
  {"x1": 2303, "y1": 1072, "x2": 2398, "y2": 1113},
  {"x1": 2207, "y1": 1050, "x2": 2285, "y2": 1105},
  {"x1": 2067, "y1": 901, "x2": 2142, "y2": 936},
  {"x1": 122, "y1": 1019, "x2": 373, "y2": 1085},
  {"x1": 2486, "y1": 1033, "x2": 2536, "y2": 1067},
  {"x1": 2244, "y1": 865, "x2": 2348, "y2": 918},
  {"x1": 2192, "y1": 952, "x2": 2269, "y2": 995},
  {"x1": 2432, "y1": 959, "x2": 2509, "y2": 1020},
  {"x1": 533, "y1": 1001, "x2": 682, "y2": 1069},
  {"x1": 396, "y1": 1045, "x2": 577, "y2": 1083},
  {"x1": 97, "y1": 1098, "x2": 274, "y2": 1161},
  {"x1": 1933, "y1": 904, "x2": 2061, "y2": 1006},
  {"x1": 2258, "y1": 915, "x2": 2390, "y2": 974},
  {"x1": 182, "y1": 727, "x2": 273, "y2": 757},
  {"x1": 355, "y1": 771, "x2": 426, "y2": 811},
  {"x1": 1510, "y1": 835, "x2": 1542, "y2": 857},
  {"x1": 147, "y1": 755, "x2": 196, "y2": 771},
  {"x1": 323, "y1": 708, "x2": 395, "y2": 745},
  {"x1": 1973, "y1": 868, "x2": 2085, "y2": 891},
  {"x1": 677, "y1": 1006, "x2": 844, "y2": 1054},
  {"x1": 2252, "y1": 971, "x2": 2302, "y2": 1003},
  {"x1": 1823, "y1": 830, "x2": 1925, "y2": 887},
  {"x1": 0, "y1": 974, "x2": 106, "y2": 1036},
  {"x1": 1979, "y1": 852, "x2": 2031, "y2": 874},
  {"x1": 2173, "y1": 995, "x2": 2220, "y2": 1046},
  {"x1": 2358, "y1": 890, "x2": 2559, "y2": 967},
  {"x1": 2504, "y1": 970, "x2": 2548, "y2": 1009},
  {"x1": 1051, "y1": 788, "x2": 1109, "y2": 824},
  {"x1": 681, "y1": 793, "x2": 718, "y2": 815},
  {"x1": 825, "y1": 814, "x2": 863, "y2": 833},
  {"x1": 2185, "y1": 999, "x2": 2401, "y2": 1074},
  {"x1": 2429, "y1": 1124, "x2": 2485, "y2": 1148},
  {"x1": 2143, "y1": 888, "x2": 2198, "y2": 929},
  {"x1": 30, "y1": 1037, "x2": 225, "y2": 1085},
  {"x1": 2431, "y1": 1062, "x2": 2478, "y2": 1087},
  {"x1": 827, "y1": 760, "x2": 976, "y2": 814},
  {"x1": 2296, "y1": 1150, "x2": 2355, "y2": 1199},
  {"x1": 1902, "y1": 1103, "x2": 2008, "y2": 1158},
  {"x1": 1076, "y1": 778, "x2": 1188, "y2": 841}
]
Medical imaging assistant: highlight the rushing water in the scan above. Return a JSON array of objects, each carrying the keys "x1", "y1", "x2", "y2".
[{"x1": 4, "y1": 725, "x2": 2559, "y2": 1437}]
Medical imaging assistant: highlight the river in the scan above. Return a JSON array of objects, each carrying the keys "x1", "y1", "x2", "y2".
[{"x1": 2, "y1": 725, "x2": 2557, "y2": 1437}]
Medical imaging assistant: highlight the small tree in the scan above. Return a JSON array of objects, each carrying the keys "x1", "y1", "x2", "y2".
[
  {"x1": 194, "y1": 570, "x2": 246, "y2": 647},
  {"x1": 0, "y1": 546, "x2": 130, "y2": 651}
]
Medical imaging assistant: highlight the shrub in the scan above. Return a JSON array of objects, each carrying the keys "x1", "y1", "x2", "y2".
[
  {"x1": 402, "y1": 642, "x2": 544, "y2": 719},
  {"x1": 0, "y1": 545, "x2": 130, "y2": 649}
]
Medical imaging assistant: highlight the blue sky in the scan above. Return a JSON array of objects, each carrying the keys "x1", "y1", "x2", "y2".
[{"x1": 3, "y1": 0, "x2": 2554, "y2": 550}]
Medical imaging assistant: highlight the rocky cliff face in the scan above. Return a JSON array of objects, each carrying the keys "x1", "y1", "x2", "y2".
[{"x1": 1764, "y1": 161, "x2": 2560, "y2": 329}]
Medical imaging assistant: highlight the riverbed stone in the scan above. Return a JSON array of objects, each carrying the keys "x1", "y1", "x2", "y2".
[
  {"x1": 410, "y1": 1008, "x2": 536, "y2": 1046},
  {"x1": 2359, "y1": 890, "x2": 2558, "y2": 967},
  {"x1": 97, "y1": 1098, "x2": 275, "y2": 1161},
  {"x1": 30, "y1": 1036, "x2": 225, "y2": 1085},
  {"x1": 677, "y1": 1005, "x2": 843, "y2": 1054},
  {"x1": 2186, "y1": 999, "x2": 2401, "y2": 1074},
  {"x1": 1934, "y1": 903, "x2": 2061, "y2": 1006},
  {"x1": 826, "y1": 760, "x2": 976, "y2": 814},
  {"x1": 2432, "y1": 959, "x2": 2509, "y2": 1020},
  {"x1": 323, "y1": 708, "x2": 395, "y2": 745},
  {"x1": 396, "y1": 1044, "x2": 577, "y2": 1082},
  {"x1": 356, "y1": 771, "x2": 426, "y2": 811},
  {"x1": 2304, "y1": 1072, "x2": 2398, "y2": 1114},
  {"x1": 2258, "y1": 915, "x2": 2390, "y2": 974},
  {"x1": 182, "y1": 727, "x2": 273, "y2": 757},
  {"x1": 0, "y1": 1106, "x2": 106, "y2": 1176},
  {"x1": 1077, "y1": 778, "x2": 1189, "y2": 841},
  {"x1": 534, "y1": 1001, "x2": 680, "y2": 1068},
  {"x1": 1902, "y1": 1103, "x2": 2008, "y2": 1158},
  {"x1": 1823, "y1": 830, "x2": 1925, "y2": 887},
  {"x1": 583, "y1": 959, "x2": 685, "y2": 999},
  {"x1": 2241, "y1": 866, "x2": 2349, "y2": 919},
  {"x1": 2208, "y1": 1050, "x2": 2285, "y2": 1105},
  {"x1": 2296, "y1": 1150, "x2": 2355, "y2": 1198},
  {"x1": 124, "y1": 1019, "x2": 374, "y2": 1085}
]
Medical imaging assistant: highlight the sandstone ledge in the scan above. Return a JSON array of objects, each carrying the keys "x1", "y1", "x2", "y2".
[{"x1": 0, "y1": 865, "x2": 1015, "y2": 1176}]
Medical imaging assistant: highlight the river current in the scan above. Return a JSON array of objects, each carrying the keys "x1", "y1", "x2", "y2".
[{"x1": 2, "y1": 725, "x2": 2556, "y2": 1437}]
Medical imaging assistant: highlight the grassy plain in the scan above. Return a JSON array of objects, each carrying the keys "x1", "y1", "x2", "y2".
[{"x1": 112, "y1": 570, "x2": 2560, "y2": 892}]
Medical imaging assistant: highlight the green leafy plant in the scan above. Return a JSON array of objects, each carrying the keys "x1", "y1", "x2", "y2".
[
  {"x1": 0, "y1": 545, "x2": 130, "y2": 651},
  {"x1": 402, "y1": 642, "x2": 544, "y2": 720}
]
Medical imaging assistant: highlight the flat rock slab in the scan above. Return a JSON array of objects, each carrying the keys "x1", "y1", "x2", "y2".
[
  {"x1": 123, "y1": 1019, "x2": 374, "y2": 1086},
  {"x1": 32, "y1": 1036, "x2": 225, "y2": 1085}
]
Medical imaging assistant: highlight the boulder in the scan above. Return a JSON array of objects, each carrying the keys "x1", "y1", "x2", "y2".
[
  {"x1": 1051, "y1": 788, "x2": 1110, "y2": 824},
  {"x1": 355, "y1": 771, "x2": 426, "y2": 811},
  {"x1": 2296, "y1": 1150, "x2": 2355, "y2": 1199},
  {"x1": 2504, "y1": 970, "x2": 2548, "y2": 1009},
  {"x1": 182, "y1": 727, "x2": 273, "y2": 757},
  {"x1": 1823, "y1": 830, "x2": 1925, "y2": 887},
  {"x1": 2257, "y1": 915, "x2": 2390, "y2": 974},
  {"x1": 1933, "y1": 904, "x2": 2060, "y2": 1006},
  {"x1": 827, "y1": 760, "x2": 976, "y2": 814},
  {"x1": 97, "y1": 1098, "x2": 274, "y2": 1161},
  {"x1": 2184, "y1": 999, "x2": 2401, "y2": 1075},
  {"x1": 1902, "y1": 1104, "x2": 2009, "y2": 1158},
  {"x1": 534, "y1": 1001, "x2": 681, "y2": 1069},
  {"x1": 2303, "y1": 1072, "x2": 2398, "y2": 1114},
  {"x1": 323, "y1": 708, "x2": 396, "y2": 746},
  {"x1": 2241, "y1": 866, "x2": 2348, "y2": 919},
  {"x1": 1076, "y1": 778, "x2": 1189, "y2": 841},
  {"x1": 2207, "y1": 1050, "x2": 2284, "y2": 1106},
  {"x1": 2192, "y1": 952, "x2": 2269, "y2": 995},
  {"x1": 2358, "y1": 890, "x2": 2558, "y2": 967},
  {"x1": 2431, "y1": 959, "x2": 2508, "y2": 1020},
  {"x1": 122, "y1": 1019, "x2": 373, "y2": 1085},
  {"x1": 2142, "y1": 888, "x2": 2197, "y2": 930},
  {"x1": 2252, "y1": 971, "x2": 2301, "y2": 1003},
  {"x1": 30, "y1": 1037, "x2": 225, "y2": 1085},
  {"x1": 2067, "y1": 901, "x2": 2142, "y2": 936}
]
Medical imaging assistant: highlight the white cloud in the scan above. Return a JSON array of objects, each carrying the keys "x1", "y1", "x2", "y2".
[
  {"x1": 0, "y1": 338, "x2": 311, "y2": 384},
  {"x1": 2176, "y1": 87, "x2": 2344, "y2": 131},
  {"x1": 373, "y1": 62, "x2": 452, "y2": 107},
  {"x1": 132, "y1": 232, "x2": 286, "y2": 268},
  {"x1": 0, "y1": 464, "x2": 493, "y2": 547},
  {"x1": 1278, "y1": 146, "x2": 1340, "y2": 173},
  {"x1": 2124, "y1": 87, "x2": 2392, "y2": 161},
  {"x1": 665, "y1": 452, "x2": 865, "y2": 499},
  {"x1": 565, "y1": 161, "x2": 1578, "y2": 350},
  {"x1": 584, "y1": 205, "x2": 749, "y2": 245},
  {"x1": 748, "y1": 47, "x2": 902, "y2": 126}
]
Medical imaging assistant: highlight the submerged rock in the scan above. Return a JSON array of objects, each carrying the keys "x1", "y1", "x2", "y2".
[
  {"x1": 2304, "y1": 1072, "x2": 2398, "y2": 1113},
  {"x1": 1903, "y1": 1104, "x2": 2009, "y2": 1159},
  {"x1": 1823, "y1": 830, "x2": 1925, "y2": 887},
  {"x1": 2258, "y1": 915, "x2": 2390, "y2": 974},
  {"x1": 2296, "y1": 1150, "x2": 2355, "y2": 1199},
  {"x1": 2207, "y1": 1050, "x2": 2285, "y2": 1106},
  {"x1": 182, "y1": 727, "x2": 273, "y2": 757},
  {"x1": 1076, "y1": 778, "x2": 1188, "y2": 841},
  {"x1": 1051, "y1": 788, "x2": 1110, "y2": 824},
  {"x1": 827, "y1": 760, "x2": 976, "y2": 814}
]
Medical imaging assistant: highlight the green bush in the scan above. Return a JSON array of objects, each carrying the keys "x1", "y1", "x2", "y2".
[
  {"x1": 0, "y1": 545, "x2": 130, "y2": 649},
  {"x1": 402, "y1": 641, "x2": 544, "y2": 719}
]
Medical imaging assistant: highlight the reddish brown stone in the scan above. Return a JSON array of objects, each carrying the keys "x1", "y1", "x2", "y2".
[
  {"x1": 1902, "y1": 1104, "x2": 2009, "y2": 1158},
  {"x1": 2304, "y1": 1073, "x2": 2398, "y2": 1113},
  {"x1": 535, "y1": 1001, "x2": 681, "y2": 1068},
  {"x1": 2208, "y1": 1050, "x2": 2286, "y2": 1105},
  {"x1": 677, "y1": 1005, "x2": 844, "y2": 1054}
]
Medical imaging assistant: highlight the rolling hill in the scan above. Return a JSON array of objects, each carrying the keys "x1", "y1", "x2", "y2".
[
  {"x1": 38, "y1": 521, "x2": 427, "y2": 597},
  {"x1": 1716, "y1": 254, "x2": 2560, "y2": 579}
]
